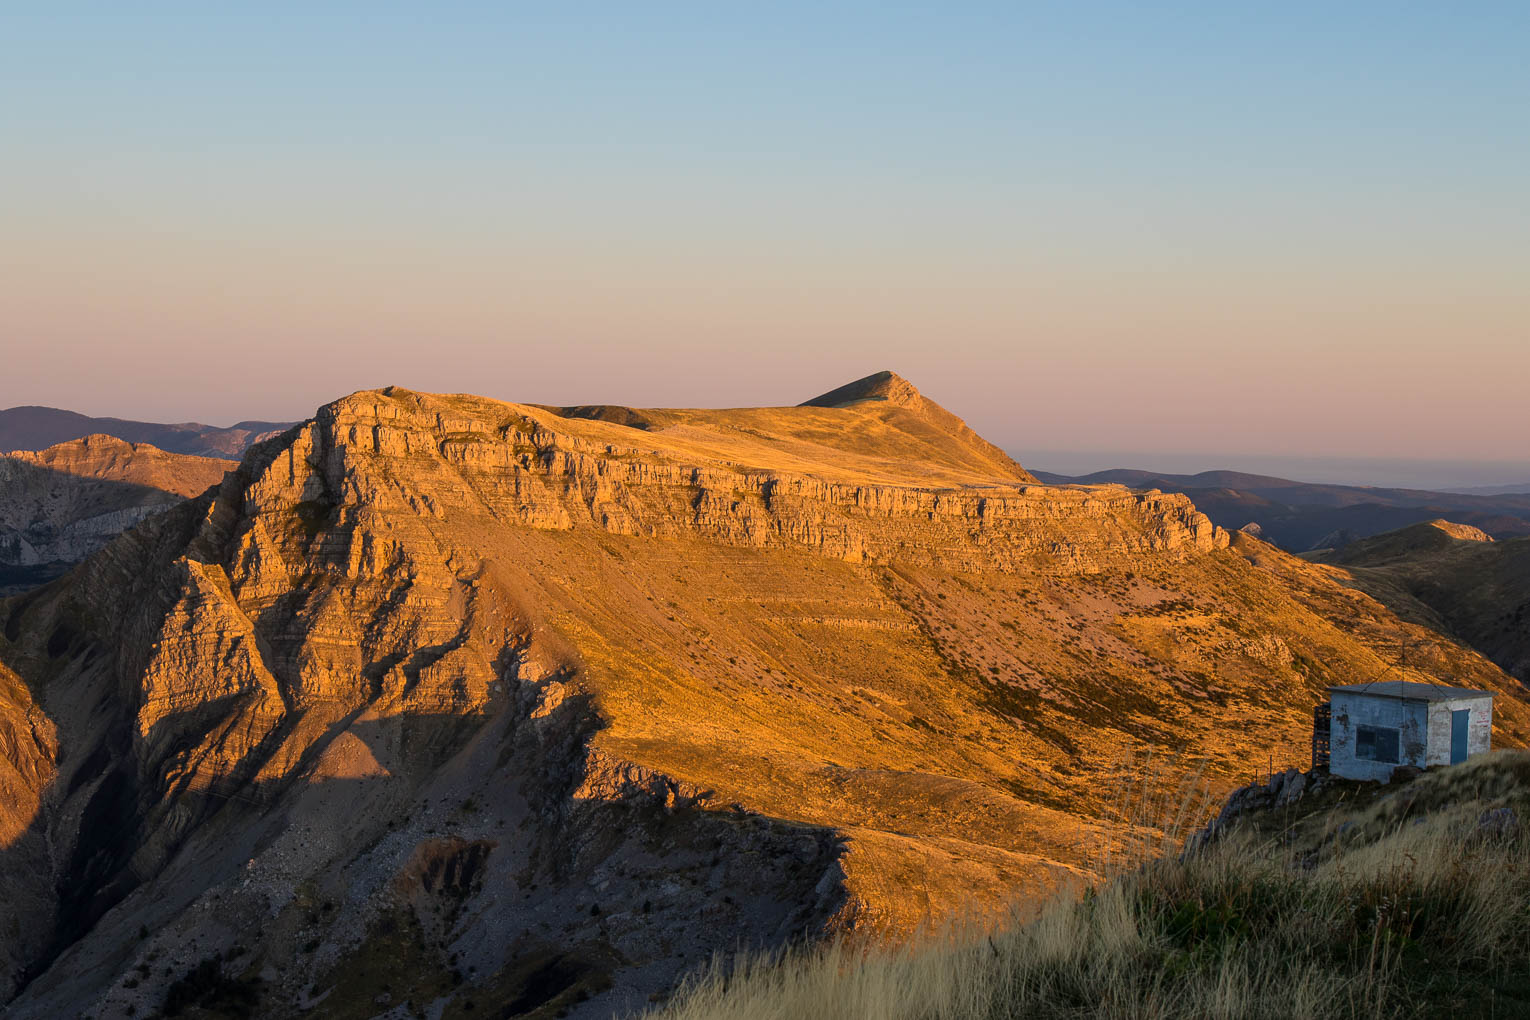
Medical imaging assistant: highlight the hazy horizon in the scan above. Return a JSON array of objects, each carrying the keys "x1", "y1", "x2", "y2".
[
  {"x1": 1018, "y1": 448, "x2": 1530, "y2": 492},
  {"x1": 6, "y1": 388, "x2": 1528, "y2": 492},
  {"x1": 4, "y1": 5, "x2": 1527, "y2": 466}
]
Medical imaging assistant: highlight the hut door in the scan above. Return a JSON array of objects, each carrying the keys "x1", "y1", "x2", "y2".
[{"x1": 1451, "y1": 709, "x2": 1470, "y2": 764}]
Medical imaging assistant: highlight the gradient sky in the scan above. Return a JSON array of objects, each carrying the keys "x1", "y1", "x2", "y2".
[{"x1": 2, "y1": 4, "x2": 1526, "y2": 480}]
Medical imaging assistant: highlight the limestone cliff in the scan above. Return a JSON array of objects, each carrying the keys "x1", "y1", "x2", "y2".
[{"x1": 0, "y1": 378, "x2": 1523, "y2": 1019}]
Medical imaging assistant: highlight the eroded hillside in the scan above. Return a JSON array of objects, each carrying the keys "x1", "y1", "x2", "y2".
[{"x1": 0, "y1": 374, "x2": 1525, "y2": 1018}]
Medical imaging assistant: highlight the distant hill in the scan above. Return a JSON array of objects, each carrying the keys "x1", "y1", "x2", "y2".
[
  {"x1": 0, "y1": 435, "x2": 234, "y2": 594},
  {"x1": 1309, "y1": 519, "x2": 1530, "y2": 683},
  {"x1": 0, "y1": 405, "x2": 293, "y2": 458},
  {"x1": 1031, "y1": 467, "x2": 1530, "y2": 551},
  {"x1": 1445, "y1": 482, "x2": 1530, "y2": 496}
]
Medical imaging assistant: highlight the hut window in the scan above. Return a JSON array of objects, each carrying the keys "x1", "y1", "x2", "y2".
[{"x1": 1356, "y1": 725, "x2": 1400, "y2": 763}]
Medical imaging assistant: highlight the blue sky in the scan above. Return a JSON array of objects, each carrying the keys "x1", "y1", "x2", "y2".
[{"x1": 2, "y1": 4, "x2": 1527, "y2": 481}]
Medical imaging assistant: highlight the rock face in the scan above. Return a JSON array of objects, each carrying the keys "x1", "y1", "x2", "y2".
[
  {"x1": 1425, "y1": 520, "x2": 1494, "y2": 544},
  {"x1": 0, "y1": 435, "x2": 235, "y2": 594},
  {"x1": 0, "y1": 377, "x2": 1525, "y2": 1018}
]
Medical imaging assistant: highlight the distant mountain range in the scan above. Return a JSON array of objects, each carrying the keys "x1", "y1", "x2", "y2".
[
  {"x1": 0, "y1": 405, "x2": 294, "y2": 458},
  {"x1": 1444, "y1": 482, "x2": 1530, "y2": 496},
  {"x1": 1030, "y1": 468, "x2": 1530, "y2": 551}
]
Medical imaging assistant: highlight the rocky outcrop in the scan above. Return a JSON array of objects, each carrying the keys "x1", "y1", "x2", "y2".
[
  {"x1": 1427, "y1": 520, "x2": 1494, "y2": 543},
  {"x1": 801, "y1": 369, "x2": 929, "y2": 411},
  {"x1": 1198, "y1": 767, "x2": 1321, "y2": 845}
]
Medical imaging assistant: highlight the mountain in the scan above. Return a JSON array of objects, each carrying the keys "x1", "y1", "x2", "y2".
[
  {"x1": 0, "y1": 436, "x2": 236, "y2": 595},
  {"x1": 1, "y1": 374, "x2": 1525, "y2": 1017},
  {"x1": 1310, "y1": 519, "x2": 1530, "y2": 683},
  {"x1": 1030, "y1": 468, "x2": 1530, "y2": 551},
  {"x1": 0, "y1": 405, "x2": 294, "y2": 459},
  {"x1": 1444, "y1": 482, "x2": 1530, "y2": 496}
]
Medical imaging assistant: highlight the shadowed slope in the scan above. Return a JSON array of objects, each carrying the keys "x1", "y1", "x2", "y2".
[
  {"x1": 1310, "y1": 520, "x2": 1530, "y2": 682},
  {"x1": 653, "y1": 752, "x2": 1530, "y2": 1020}
]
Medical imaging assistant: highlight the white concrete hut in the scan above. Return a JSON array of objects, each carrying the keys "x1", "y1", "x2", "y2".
[{"x1": 1314, "y1": 681, "x2": 1493, "y2": 782}]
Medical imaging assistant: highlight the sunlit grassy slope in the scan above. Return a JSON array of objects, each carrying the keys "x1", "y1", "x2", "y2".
[{"x1": 535, "y1": 369, "x2": 1035, "y2": 488}]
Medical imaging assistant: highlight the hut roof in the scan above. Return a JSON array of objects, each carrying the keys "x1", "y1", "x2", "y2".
[{"x1": 1328, "y1": 680, "x2": 1494, "y2": 702}]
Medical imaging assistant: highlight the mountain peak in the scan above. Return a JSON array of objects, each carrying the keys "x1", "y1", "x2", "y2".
[
  {"x1": 800, "y1": 371, "x2": 923, "y2": 410},
  {"x1": 798, "y1": 371, "x2": 1035, "y2": 484}
]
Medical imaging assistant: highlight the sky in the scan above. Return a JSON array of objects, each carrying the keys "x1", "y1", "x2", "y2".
[{"x1": 2, "y1": 4, "x2": 1527, "y2": 485}]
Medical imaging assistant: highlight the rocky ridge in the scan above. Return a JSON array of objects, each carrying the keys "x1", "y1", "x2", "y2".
[
  {"x1": 318, "y1": 384, "x2": 1224, "y2": 573},
  {"x1": 1032, "y1": 468, "x2": 1530, "y2": 550}
]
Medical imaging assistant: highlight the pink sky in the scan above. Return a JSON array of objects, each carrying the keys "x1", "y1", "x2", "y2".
[
  {"x1": 4, "y1": 226, "x2": 1524, "y2": 467},
  {"x1": 3, "y1": 7, "x2": 1526, "y2": 472}
]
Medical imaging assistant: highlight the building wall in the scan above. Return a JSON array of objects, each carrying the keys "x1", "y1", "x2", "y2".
[
  {"x1": 1330, "y1": 692, "x2": 1428, "y2": 782},
  {"x1": 1425, "y1": 696, "x2": 1494, "y2": 765},
  {"x1": 1426, "y1": 701, "x2": 1451, "y2": 767}
]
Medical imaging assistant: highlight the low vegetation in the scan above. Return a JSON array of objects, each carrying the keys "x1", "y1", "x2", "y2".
[{"x1": 650, "y1": 752, "x2": 1530, "y2": 1019}]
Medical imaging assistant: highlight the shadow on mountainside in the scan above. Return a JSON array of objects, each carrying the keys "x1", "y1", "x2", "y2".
[
  {"x1": 0, "y1": 650, "x2": 847, "y2": 1018},
  {"x1": 1311, "y1": 527, "x2": 1530, "y2": 685}
]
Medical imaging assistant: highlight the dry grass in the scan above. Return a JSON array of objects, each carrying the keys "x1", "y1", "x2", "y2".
[{"x1": 648, "y1": 753, "x2": 1530, "y2": 1020}]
